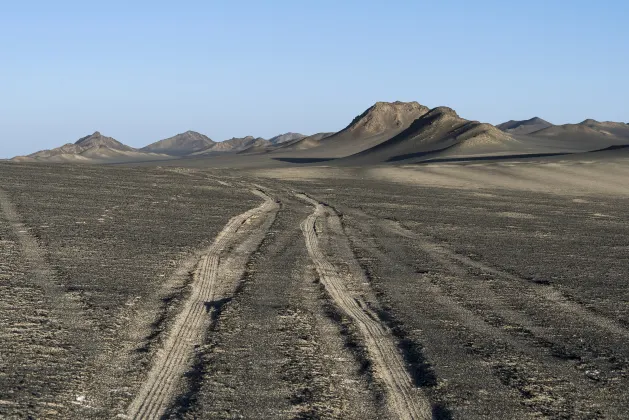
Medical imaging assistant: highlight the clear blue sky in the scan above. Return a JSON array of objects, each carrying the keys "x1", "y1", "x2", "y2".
[{"x1": 1, "y1": 0, "x2": 627, "y2": 157}]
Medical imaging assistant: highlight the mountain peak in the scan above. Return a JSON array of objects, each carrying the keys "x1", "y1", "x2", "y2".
[
  {"x1": 75, "y1": 131, "x2": 103, "y2": 145},
  {"x1": 73, "y1": 131, "x2": 132, "y2": 151}
]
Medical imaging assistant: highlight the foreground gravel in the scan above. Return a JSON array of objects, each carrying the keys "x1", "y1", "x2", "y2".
[{"x1": 1, "y1": 161, "x2": 628, "y2": 419}]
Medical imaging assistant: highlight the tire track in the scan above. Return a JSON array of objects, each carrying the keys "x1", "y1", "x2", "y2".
[
  {"x1": 341, "y1": 213, "x2": 622, "y2": 417},
  {"x1": 0, "y1": 187, "x2": 88, "y2": 331},
  {"x1": 297, "y1": 193, "x2": 432, "y2": 420},
  {"x1": 382, "y1": 219, "x2": 629, "y2": 340},
  {"x1": 0, "y1": 187, "x2": 97, "y2": 418},
  {"x1": 127, "y1": 189, "x2": 279, "y2": 420}
]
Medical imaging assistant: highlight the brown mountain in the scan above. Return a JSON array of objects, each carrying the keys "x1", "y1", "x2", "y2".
[
  {"x1": 141, "y1": 131, "x2": 214, "y2": 156},
  {"x1": 25, "y1": 131, "x2": 133, "y2": 159},
  {"x1": 12, "y1": 132, "x2": 166, "y2": 163},
  {"x1": 273, "y1": 101, "x2": 430, "y2": 157},
  {"x1": 341, "y1": 106, "x2": 520, "y2": 164}
]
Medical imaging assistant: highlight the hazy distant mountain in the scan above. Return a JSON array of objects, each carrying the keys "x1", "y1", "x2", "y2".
[
  {"x1": 577, "y1": 119, "x2": 629, "y2": 138},
  {"x1": 239, "y1": 132, "x2": 335, "y2": 155},
  {"x1": 268, "y1": 132, "x2": 306, "y2": 145},
  {"x1": 12, "y1": 132, "x2": 167, "y2": 163},
  {"x1": 529, "y1": 119, "x2": 629, "y2": 144},
  {"x1": 192, "y1": 136, "x2": 271, "y2": 154},
  {"x1": 26, "y1": 131, "x2": 133, "y2": 159},
  {"x1": 343, "y1": 106, "x2": 519, "y2": 164},
  {"x1": 273, "y1": 101, "x2": 430, "y2": 157},
  {"x1": 141, "y1": 131, "x2": 214, "y2": 156},
  {"x1": 497, "y1": 117, "x2": 553, "y2": 135}
]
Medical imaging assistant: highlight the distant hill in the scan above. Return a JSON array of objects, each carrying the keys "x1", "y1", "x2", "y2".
[
  {"x1": 193, "y1": 136, "x2": 271, "y2": 154},
  {"x1": 141, "y1": 131, "x2": 214, "y2": 156},
  {"x1": 342, "y1": 106, "x2": 520, "y2": 164},
  {"x1": 12, "y1": 132, "x2": 168, "y2": 163},
  {"x1": 272, "y1": 101, "x2": 430, "y2": 157},
  {"x1": 268, "y1": 132, "x2": 306, "y2": 145},
  {"x1": 239, "y1": 132, "x2": 334, "y2": 155},
  {"x1": 497, "y1": 117, "x2": 553, "y2": 135},
  {"x1": 527, "y1": 119, "x2": 629, "y2": 146},
  {"x1": 11, "y1": 104, "x2": 629, "y2": 165}
]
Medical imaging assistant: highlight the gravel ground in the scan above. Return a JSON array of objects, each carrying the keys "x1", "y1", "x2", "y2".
[{"x1": 1, "y1": 161, "x2": 628, "y2": 419}]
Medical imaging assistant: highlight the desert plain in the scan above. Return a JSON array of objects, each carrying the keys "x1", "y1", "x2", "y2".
[{"x1": 1, "y1": 102, "x2": 629, "y2": 419}]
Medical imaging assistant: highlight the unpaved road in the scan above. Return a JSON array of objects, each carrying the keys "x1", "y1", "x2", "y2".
[
  {"x1": 298, "y1": 193, "x2": 432, "y2": 420},
  {"x1": 1, "y1": 161, "x2": 629, "y2": 419},
  {"x1": 127, "y1": 190, "x2": 279, "y2": 419}
]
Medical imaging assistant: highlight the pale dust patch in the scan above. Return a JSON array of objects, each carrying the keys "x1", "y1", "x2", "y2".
[
  {"x1": 471, "y1": 192, "x2": 497, "y2": 198},
  {"x1": 591, "y1": 213, "x2": 617, "y2": 218},
  {"x1": 497, "y1": 212, "x2": 536, "y2": 219}
]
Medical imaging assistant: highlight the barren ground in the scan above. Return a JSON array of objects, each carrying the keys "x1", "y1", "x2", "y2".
[{"x1": 1, "y1": 158, "x2": 628, "y2": 419}]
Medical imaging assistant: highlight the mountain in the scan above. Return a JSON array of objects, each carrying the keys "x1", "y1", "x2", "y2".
[
  {"x1": 526, "y1": 119, "x2": 629, "y2": 150},
  {"x1": 74, "y1": 131, "x2": 135, "y2": 151},
  {"x1": 268, "y1": 132, "x2": 306, "y2": 145},
  {"x1": 272, "y1": 101, "x2": 430, "y2": 158},
  {"x1": 193, "y1": 136, "x2": 271, "y2": 154},
  {"x1": 497, "y1": 117, "x2": 553, "y2": 135},
  {"x1": 12, "y1": 132, "x2": 168, "y2": 163},
  {"x1": 341, "y1": 106, "x2": 520, "y2": 164},
  {"x1": 26, "y1": 131, "x2": 133, "y2": 159},
  {"x1": 239, "y1": 132, "x2": 335, "y2": 155},
  {"x1": 576, "y1": 119, "x2": 629, "y2": 138},
  {"x1": 141, "y1": 131, "x2": 214, "y2": 156}
]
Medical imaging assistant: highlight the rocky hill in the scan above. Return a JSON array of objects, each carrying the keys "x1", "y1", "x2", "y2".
[{"x1": 141, "y1": 131, "x2": 214, "y2": 156}]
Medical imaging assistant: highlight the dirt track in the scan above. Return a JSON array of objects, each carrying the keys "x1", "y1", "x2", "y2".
[
  {"x1": 127, "y1": 189, "x2": 279, "y2": 419},
  {"x1": 298, "y1": 193, "x2": 432, "y2": 420}
]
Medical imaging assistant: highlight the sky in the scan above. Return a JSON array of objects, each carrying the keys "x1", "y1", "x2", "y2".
[{"x1": 1, "y1": 0, "x2": 627, "y2": 158}]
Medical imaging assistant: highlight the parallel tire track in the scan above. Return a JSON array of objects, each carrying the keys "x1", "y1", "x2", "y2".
[
  {"x1": 383, "y1": 219, "x2": 629, "y2": 340},
  {"x1": 297, "y1": 194, "x2": 432, "y2": 420},
  {"x1": 127, "y1": 190, "x2": 278, "y2": 420},
  {"x1": 0, "y1": 188, "x2": 85, "y2": 327}
]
